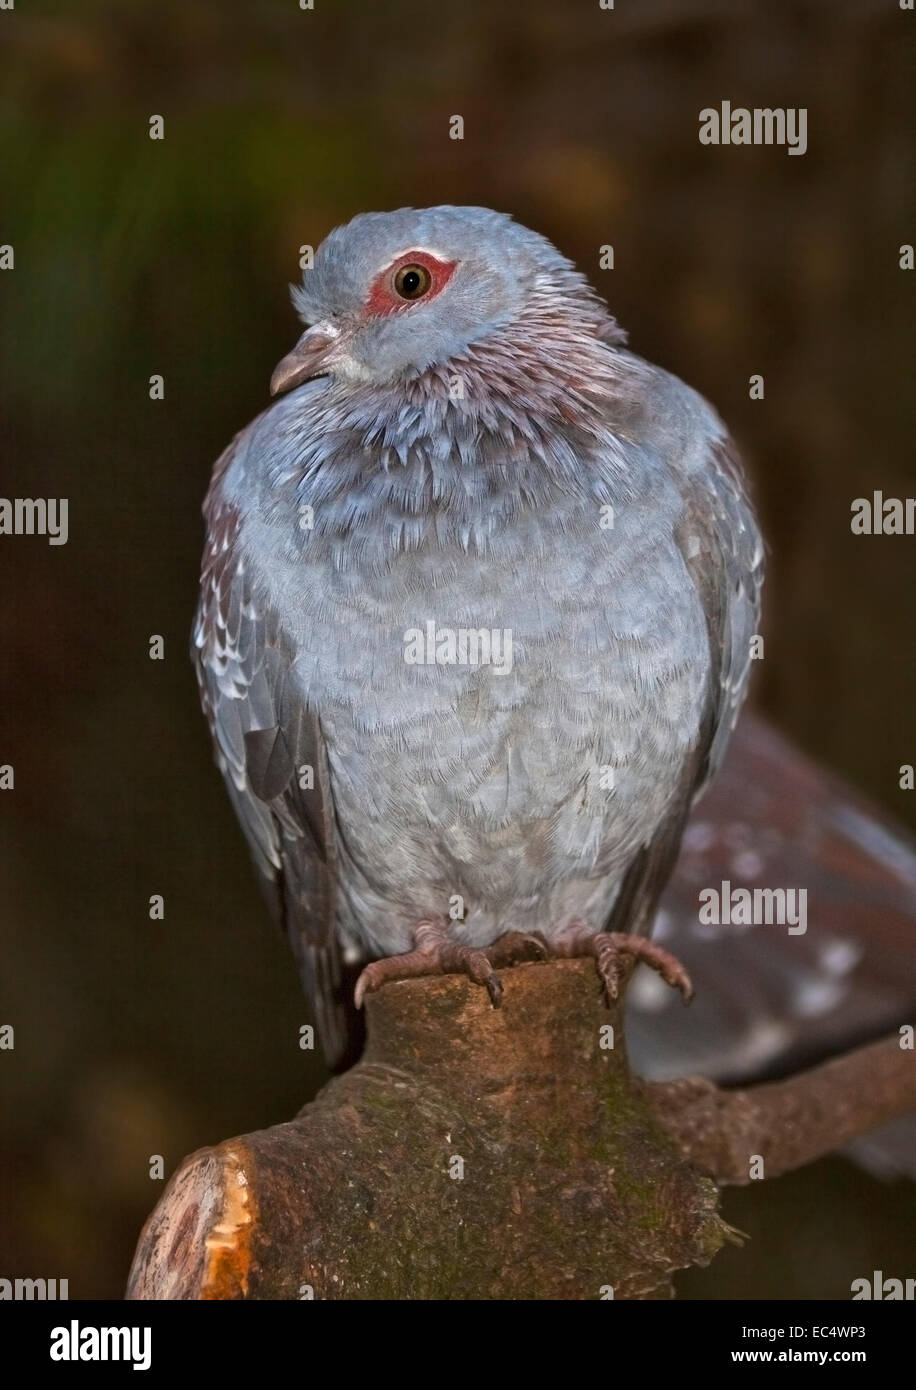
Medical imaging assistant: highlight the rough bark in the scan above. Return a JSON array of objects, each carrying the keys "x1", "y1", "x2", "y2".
[
  {"x1": 645, "y1": 1034, "x2": 916, "y2": 1184},
  {"x1": 126, "y1": 958, "x2": 913, "y2": 1301}
]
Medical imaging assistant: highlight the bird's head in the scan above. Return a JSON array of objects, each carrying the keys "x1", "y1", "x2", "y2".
[{"x1": 270, "y1": 205, "x2": 622, "y2": 397}]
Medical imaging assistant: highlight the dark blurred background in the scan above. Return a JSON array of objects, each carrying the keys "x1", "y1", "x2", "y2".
[{"x1": 1, "y1": 0, "x2": 914, "y2": 1298}]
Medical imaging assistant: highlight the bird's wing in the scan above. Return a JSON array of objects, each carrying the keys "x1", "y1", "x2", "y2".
[
  {"x1": 192, "y1": 435, "x2": 351, "y2": 1068},
  {"x1": 606, "y1": 431, "x2": 764, "y2": 937},
  {"x1": 674, "y1": 433, "x2": 765, "y2": 793}
]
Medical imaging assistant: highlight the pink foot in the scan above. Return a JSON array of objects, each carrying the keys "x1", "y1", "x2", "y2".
[
  {"x1": 354, "y1": 922, "x2": 550, "y2": 1009},
  {"x1": 553, "y1": 924, "x2": 694, "y2": 1005}
]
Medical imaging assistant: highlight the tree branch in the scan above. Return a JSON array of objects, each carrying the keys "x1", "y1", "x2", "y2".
[
  {"x1": 643, "y1": 1033, "x2": 914, "y2": 1185},
  {"x1": 126, "y1": 959, "x2": 914, "y2": 1300}
]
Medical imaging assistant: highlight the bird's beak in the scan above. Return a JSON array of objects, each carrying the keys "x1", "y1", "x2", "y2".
[{"x1": 269, "y1": 325, "x2": 339, "y2": 396}]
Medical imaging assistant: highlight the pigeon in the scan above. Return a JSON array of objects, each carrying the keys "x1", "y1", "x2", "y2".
[{"x1": 193, "y1": 206, "x2": 763, "y2": 1068}]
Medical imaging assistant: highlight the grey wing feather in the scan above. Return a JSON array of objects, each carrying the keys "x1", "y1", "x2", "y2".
[
  {"x1": 607, "y1": 431, "x2": 763, "y2": 937},
  {"x1": 675, "y1": 433, "x2": 764, "y2": 791},
  {"x1": 192, "y1": 438, "x2": 350, "y2": 1067}
]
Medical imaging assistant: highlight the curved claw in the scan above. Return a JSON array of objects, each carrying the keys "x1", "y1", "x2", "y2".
[
  {"x1": 556, "y1": 926, "x2": 694, "y2": 1006},
  {"x1": 354, "y1": 927, "x2": 505, "y2": 1009}
]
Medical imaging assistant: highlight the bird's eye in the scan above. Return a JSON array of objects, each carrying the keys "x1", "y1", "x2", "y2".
[{"x1": 393, "y1": 264, "x2": 432, "y2": 300}]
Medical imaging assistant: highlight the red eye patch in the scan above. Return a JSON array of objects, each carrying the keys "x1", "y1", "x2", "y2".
[{"x1": 365, "y1": 250, "x2": 458, "y2": 317}]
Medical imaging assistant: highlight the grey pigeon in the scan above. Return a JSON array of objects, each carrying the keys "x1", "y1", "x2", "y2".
[{"x1": 193, "y1": 206, "x2": 763, "y2": 1068}]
